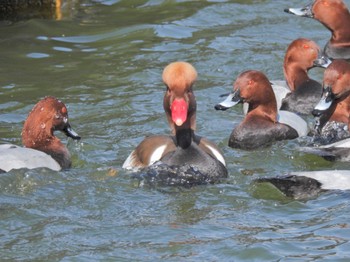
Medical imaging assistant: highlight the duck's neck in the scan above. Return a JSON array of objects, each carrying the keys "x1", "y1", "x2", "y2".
[
  {"x1": 329, "y1": 14, "x2": 350, "y2": 46},
  {"x1": 23, "y1": 130, "x2": 71, "y2": 169},
  {"x1": 42, "y1": 138, "x2": 72, "y2": 169},
  {"x1": 331, "y1": 27, "x2": 350, "y2": 46},
  {"x1": 248, "y1": 104, "x2": 277, "y2": 123},
  {"x1": 175, "y1": 128, "x2": 194, "y2": 149},
  {"x1": 329, "y1": 97, "x2": 350, "y2": 125},
  {"x1": 284, "y1": 65, "x2": 309, "y2": 92}
]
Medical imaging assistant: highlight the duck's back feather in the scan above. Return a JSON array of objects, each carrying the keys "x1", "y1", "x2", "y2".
[
  {"x1": 0, "y1": 144, "x2": 61, "y2": 172},
  {"x1": 280, "y1": 79, "x2": 322, "y2": 114}
]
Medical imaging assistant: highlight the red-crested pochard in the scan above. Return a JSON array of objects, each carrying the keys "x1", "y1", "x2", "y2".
[{"x1": 123, "y1": 62, "x2": 227, "y2": 185}]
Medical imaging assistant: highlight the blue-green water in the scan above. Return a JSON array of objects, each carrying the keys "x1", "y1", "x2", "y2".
[{"x1": 1, "y1": 0, "x2": 350, "y2": 260}]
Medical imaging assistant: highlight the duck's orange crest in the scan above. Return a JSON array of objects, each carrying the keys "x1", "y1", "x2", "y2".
[{"x1": 162, "y1": 62, "x2": 197, "y2": 94}]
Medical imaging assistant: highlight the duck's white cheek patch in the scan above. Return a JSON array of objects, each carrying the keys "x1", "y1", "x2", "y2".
[
  {"x1": 149, "y1": 145, "x2": 167, "y2": 165},
  {"x1": 206, "y1": 145, "x2": 226, "y2": 166}
]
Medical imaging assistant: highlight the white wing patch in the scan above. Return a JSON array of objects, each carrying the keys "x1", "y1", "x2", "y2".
[
  {"x1": 149, "y1": 145, "x2": 167, "y2": 165},
  {"x1": 292, "y1": 170, "x2": 350, "y2": 190},
  {"x1": 321, "y1": 137, "x2": 350, "y2": 148},
  {"x1": 205, "y1": 144, "x2": 226, "y2": 166},
  {"x1": 122, "y1": 151, "x2": 135, "y2": 170},
  {"x1": 122, "y1": 145, "x2": 167, "y2": 170}
]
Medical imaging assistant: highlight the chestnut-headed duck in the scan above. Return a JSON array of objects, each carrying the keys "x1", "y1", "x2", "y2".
[
  {"x1": 255, "y1": 170, "x2": 350, "y2": 199},
  {"x1": 278, "y1": 38, "x2": 331, "y2": 114},
  {"x1": 215, "y1": 70, "x2": 308, "y2": 150},
  {"x1": 238, "y1": 39, "x2": 330, "y2": 115},
  {"x1": 297, "y1": 60, "x2": 350, "y2": 159},
  {"x1": 0, "y1": 96, "x2": 80, "y2": 172},
  {"x1": 312, "y1": 59, "x2": 350, "y2": 138},
  {"x1": 123, "y1": 62, "x2": 227, "y2": 185},
  {"x1": 285, "y1": 0, "x2": 350, "y2": 60}
]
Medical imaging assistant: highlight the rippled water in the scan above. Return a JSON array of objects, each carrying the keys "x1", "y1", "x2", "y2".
[{"x1": 1, "y1": 0, "x2": 350, "y2": 260}]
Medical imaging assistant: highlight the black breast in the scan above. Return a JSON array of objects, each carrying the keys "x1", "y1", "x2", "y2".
[
  {"x1": 132, "y1": 142, "x2": 227, "y2": 187},
  {"x1": 229, "y1": 118, "x2": 298, "y2": 149}
]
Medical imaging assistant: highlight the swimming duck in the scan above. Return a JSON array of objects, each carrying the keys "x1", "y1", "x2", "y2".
[
  {"x1": 312, "y1": 59, "x2": 350, "y2": 138},
  {"x1": 285, "y1": 0, "x2": 350, "y2": 60},
  {"x1": 0, "y1": 96, "x2": 80, "y2": 172},
  {"x1": 123, "y1": 61, "x2": 227, "y2": 186},
  {"x1": 298, "y1": 60, "x2": 350, "y2": 159},
  {"x1": 278, "y1": 38, "x2": 331, "y2": 114},
  {"x1": 215, "y1": 70, "x2": 308, "y2": 149},
  {"x1": 255, "y1": 170, "x2": 350, "y2": 200}
]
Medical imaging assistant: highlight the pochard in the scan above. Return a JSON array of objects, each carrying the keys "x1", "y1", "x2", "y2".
[
  {"x1": 285, "y1": 0, "x2": 350, "y2": 60},
  {"x1": 233, "y1": 38, "x2": 330, "y2": 115},
  {"x1": 255, "y1": 170, "x2": 350, "y2": 200},
  {"x1": 313, "y1": 59, "x2": 350, "y2": 139},
  {"x1": 300, "y1": 60, "x2": 350, "y2": 160},
  {"x1": 123, "y1": 62, "x2": 227, "y2": 186},
  {"x1": 0, "y1": 96, "x2": 80, "y2": 172},
  {"x1": 215, "y1": 70, "x2": 308, "y2": 149},
  {"x1": 278, "y1": 38, "x2": 331, "y2": 114}
]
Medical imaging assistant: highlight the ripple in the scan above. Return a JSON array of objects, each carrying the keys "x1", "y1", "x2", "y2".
[
  {"x1": 26, "y1": 52, "x2": 50, "y2": 59},
  {"x1": 1, "y1": 0, "x2": 350, "y2": 260},
  {"x1": 50, "y1": 25, "x2": 152, "y2": 44},
  {"x1": 154, "y1": 24, "x2": 197, "y2": 39},
  {"x1": 53, "y1": 46, "x2": 73, "y2": 52},
  {"x1": 1, "y1": 84, "x2": 16, "y2": 89}
]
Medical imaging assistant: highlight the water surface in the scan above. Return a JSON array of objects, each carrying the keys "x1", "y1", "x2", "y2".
[{"x1": 1, "y1": 0, "x2": 350, "y2": 260}]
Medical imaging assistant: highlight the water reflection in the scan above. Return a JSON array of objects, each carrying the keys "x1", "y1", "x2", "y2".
[{"x1": 0, "y1": 0, "x2": 76, "y2": 21}]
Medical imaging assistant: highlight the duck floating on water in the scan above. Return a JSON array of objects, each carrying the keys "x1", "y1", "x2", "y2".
[
  {"x1": 285, "y1": 0, "x2": 350, "y2": 60},
  {"x1": 215, "y1": 70, "x2": 308, "y2": 150},
  {"x1": 0, "y1": 96, "x2": 80, "y2": 172},
  {"x1": 123, "y1": 61, "x2": 227, "y2": 187}
]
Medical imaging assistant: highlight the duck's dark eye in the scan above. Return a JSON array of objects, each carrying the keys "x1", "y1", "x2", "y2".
[{"x1": 55, "y1": 111, "x2": 67, "y2": 121}]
